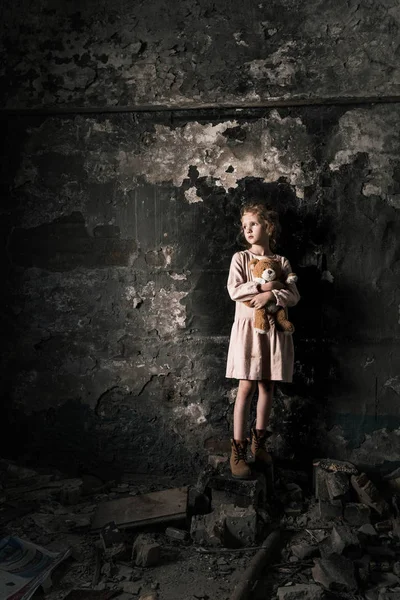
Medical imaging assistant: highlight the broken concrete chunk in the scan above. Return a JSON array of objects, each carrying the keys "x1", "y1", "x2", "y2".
[
  {"x1": 378, "y1": 591, "x2": 400, "y2": 600},
  {"x1": 318, "y1": 499, "x2": 342, "y2": 520},
  {"x1": 190, "y1": 512, "x2": 223, "y2": 547},
  {"x1": 312, "y1": 553, "x2": 358, "y2": 591},
  {"x1": 123, "y1": 581, "x2": 142, "y2": 594},
  {"x1": 358, "y1": 523, "x2": 378, "y2": 537},
  {"x1": 104, "y1": 541, "x2": 128, "y2": 562},
  {"x1": 207, "y1": 472, "x2": 266, "y2": 511},
  {"x1": 350, "y1": 473, "x2": 389, "y2": 516},
  {"x1": 344, "y1": 503, "x2": 371, "y2": 526},
  {"x1": 223, "y1": 504, "x2": 258, "y2": 548},
  {"x1": 326, "y1": 471, "x2": 350, "y2": 501},
  {"x1": 165, "y1": 526, "x2": 189, "y2": 542},
  {"x1": 330, "y1": 524, "x2": 360, "y2": 554},
  {"x1": 277, "y1": 583, "x2": 324, "y2": 599},
  {"x1": 291, "y1": 543, "x2": 319, "y2": 560},
  {"x1": 190, "y1": 503, "x2": 258, "y2": 548},
  {"x1": 132, "y1": 534, "x2": 161, "y2": 567}
]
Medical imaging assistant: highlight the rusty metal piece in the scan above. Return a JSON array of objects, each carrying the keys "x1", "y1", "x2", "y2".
[{"x1": 313, "y1": 459, "x2": 358, "y2": 475}]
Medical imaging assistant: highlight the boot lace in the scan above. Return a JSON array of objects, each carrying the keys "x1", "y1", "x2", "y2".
[
  {"x1": 233, "y1": 443, "x2": 247, "y2": 464},
  {"x1": 253, "y1": 431, "x2": 267, "y2": 452}
]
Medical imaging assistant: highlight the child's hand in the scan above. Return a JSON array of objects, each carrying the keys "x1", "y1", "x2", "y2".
[
  {"x1": 249, "y1": 292, "x2": 276, "y2": 309},
  {"x1": 260, "y1": 281, "x2": 285, "y2": 292}
]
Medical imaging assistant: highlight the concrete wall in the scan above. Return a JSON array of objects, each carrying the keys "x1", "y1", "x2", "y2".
[
  {"x1": 2, "y1": 0, "x2": 400, "y2": 109},
  {"x1": 1, "y1": 0, "x2": 400, "y2": 476}
]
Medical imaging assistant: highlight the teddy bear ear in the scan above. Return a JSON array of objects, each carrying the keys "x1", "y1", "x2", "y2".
[{"x1": 249, "y1": 259, "x2": 259, "y2": 270}]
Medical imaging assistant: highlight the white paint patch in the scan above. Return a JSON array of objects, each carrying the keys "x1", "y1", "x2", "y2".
[
  {"x1": 161, "y1": 245, "x2": 173, "y2": 266},
  {"x1": 114, "y1": 113, "x2": 312, "y2": 196},
  {"x1": 125, "y1": 286, "x2": 142, "y2": 308},
  {"x1": 143, "y1": 285, "x2": 188, "y2": 336},
  {"x1": 173, "y1": 402, "x2": 207, "y2": 424},
  {"x1": 184, "y1": 186, "x2": 203, "y2": 203},
  {"x1": 246, "y1": 42, "x2": 297, "y2": 86},
  {"x1": 169, "y1": 272, "x2": 187, "y2": 281},
  {"x1": 227, "y1": 387, "x2": 238, "y2": 404},
  {"x1": 233, "y1": 32, "x2": 249, "y2": 47}
]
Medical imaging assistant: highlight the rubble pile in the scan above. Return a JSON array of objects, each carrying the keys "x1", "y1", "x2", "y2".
[{"x1": 2, "y1": 454, "x2": 400, "y2": 599}]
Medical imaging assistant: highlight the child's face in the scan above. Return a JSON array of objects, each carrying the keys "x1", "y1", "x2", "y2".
[{"x1": 241, "y1": 212, "x2": 268, "y2": 245}]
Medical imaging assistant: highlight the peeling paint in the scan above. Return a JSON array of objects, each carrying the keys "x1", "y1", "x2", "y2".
[
  {"x1": 142, "y1": 283, "x2": 188, "y2": 336},
  {"x1": 125, "y1": 286, "x2": 143, "y2": 308},
  {"x1": 173, "y1": 402, "x2": 207, "y2": 425},
  {"x1": 184, "y1": 186, "x2": 203, "y2": 203},
  {"x1": 115, "y1": 113, "x2": 312, "y2": 195},
  {"x1": 328, "y1": 107, "x2": 400, "y2": 205}
]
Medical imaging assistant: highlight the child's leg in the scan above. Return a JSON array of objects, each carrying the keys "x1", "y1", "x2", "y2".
[
  {"x1": 233, "y1": 379, "x2": 257, "y2": 440},
  {"x1": 256, "y1": 380, "x2": 275, "y2": 430},
  {"x1": 250, "y1": 380, "x2": 275, "y2": 468}
]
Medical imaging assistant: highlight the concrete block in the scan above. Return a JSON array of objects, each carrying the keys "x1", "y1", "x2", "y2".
[
  {"x1": 165, "y1": 526, "x2": 189, "y2": 542},
  {"x1": 291, "y1": 543, "x2": 319, "y2": 560},
  {"x1": 312, "y1": 554, "x2": 358, "y2": 592},
  {"x1": 330, "y1": 524, "x2": 360, "y2": 554},
  {"x1": 208, "y1": 472, "x2": 266, "y2": 510},
  {"x1": 318, "y1": 499, "x2": 342, "y2": 520},
  {"x1": 358, "y1": 523, "x2": 378, "y2": 538},
  {"x1": 344, "y1": 502, "x2": 371, "y2": 526},
  {"x1": 222, "y1": 503, "x2": 258, "y2": 548},
  {"x1": 132, "y1": 534, "x2": 161, "y2": 567},
  {"x1": 350, "y1": 473, "x2": 389, "y2": 516},
  {"x1": 326, "y1": 471, "x2": 350, "y2": 501},
  {"x1": 190, "y1": 512, "x2": 223, "y2": 547},
  {"x1": 190, "y1": 503, "x2": 258, "y2": 548}
]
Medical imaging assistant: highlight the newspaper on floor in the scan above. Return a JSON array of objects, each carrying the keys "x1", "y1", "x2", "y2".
[{"x1": 0, "y1": 535, "x2": 71, "y2": 600}]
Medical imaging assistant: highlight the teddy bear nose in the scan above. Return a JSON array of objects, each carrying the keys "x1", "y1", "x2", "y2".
[{"x1": 267, "y1": 269, "x2": 273, "y2": 274}]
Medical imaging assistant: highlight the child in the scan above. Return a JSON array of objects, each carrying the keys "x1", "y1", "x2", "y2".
[{"x1": 226, "y1": 202, "x2": 301, "y2": 479}]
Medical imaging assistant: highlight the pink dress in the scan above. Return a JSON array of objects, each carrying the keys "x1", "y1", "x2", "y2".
[{"x1": 225, "y1": 250, "x2": 301, "y2": 382}]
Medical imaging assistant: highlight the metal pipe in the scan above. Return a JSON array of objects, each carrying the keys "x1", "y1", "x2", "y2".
[{"x1": 230, "y1": 529, "x2": 281, "y2": 600}]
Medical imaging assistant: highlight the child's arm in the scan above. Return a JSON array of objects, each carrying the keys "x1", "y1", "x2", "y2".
[
  {"x1": 270, "y1": 258, "x2": 301, "y2": 308},
  {"x1": 227, "y1": 253, "x2": 261, "y2": 301}
]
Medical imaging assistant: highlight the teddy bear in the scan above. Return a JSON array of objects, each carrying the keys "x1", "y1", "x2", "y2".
[{"x1": 244, "y1": 257, "x2": 298, "y2": 335}]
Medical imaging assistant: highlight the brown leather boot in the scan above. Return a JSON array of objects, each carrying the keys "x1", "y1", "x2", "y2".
[
  {"x1": 250, "y1": 428, "x2": 273, "y2": 467},
  {"x1": 230, "y1": 439, "x2": 252, "y2": 479}
]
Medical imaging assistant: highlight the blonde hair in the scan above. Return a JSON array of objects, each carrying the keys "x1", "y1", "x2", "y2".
[{"x1": 239, "y1": 202, "x2": 281, "y2": 251}]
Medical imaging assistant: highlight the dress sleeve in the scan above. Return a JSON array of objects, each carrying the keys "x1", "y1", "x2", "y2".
[
  {"x1": 271, "y1": 257, "x2": 301, "y2": 308},
  {"x1": 227, "y1": 252, "x2": 260, "y2": 302}
]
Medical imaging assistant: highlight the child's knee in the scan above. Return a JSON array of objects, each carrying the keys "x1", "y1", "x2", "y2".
[{"x1": 258, "y1": 380, "x2": 274, "y2": 392}]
